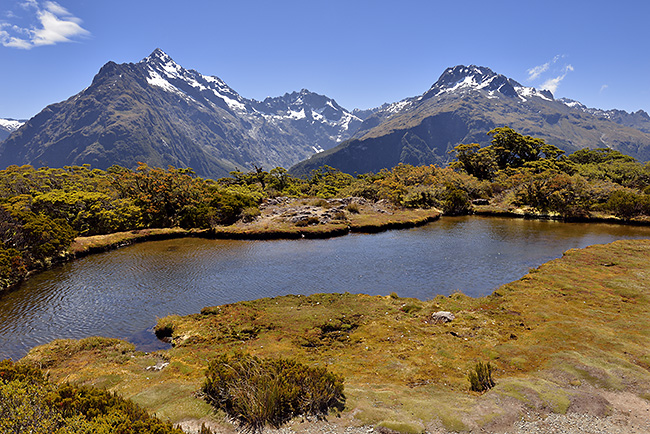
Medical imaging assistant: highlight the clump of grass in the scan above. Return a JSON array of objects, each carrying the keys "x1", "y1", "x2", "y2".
[
  {"x1": 202, "y1": 352, "x2": 345, "y2": 433},
  {"x1": 468, "y1": 361, "x2": 495, "y2": 392},
  {"x1": 155, "y1": 315, "x2": 180, "y2": 342},
  {"x1": 313, "y1": 198, "x2": 330, "y2": 208},
  {"x1": 377, "y1": 420, "x2": 424, "y2": 434},
  {"x1": 346, "y1": 202, "x2": 360, "y2": 214}
]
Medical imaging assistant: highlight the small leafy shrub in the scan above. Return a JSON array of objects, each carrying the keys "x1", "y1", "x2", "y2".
[
  {"x1": 604, "y1": 189, "x2": 650, "y2": 219},
  {"x1": 441, "y1": 186, "x2": 471, "y2": 215},
  {"x1": 202, "y1": 352, "x2": 345, "y2": 433},
  {"x1": 0, "y1": 360, "x2": 184, "y2": 434},
  {"x1": 240, "y1": 206, "x2": 261, "y2": 223},
  {"x1": 468, "y1": 361, "x2": 495, "y2": 392}
]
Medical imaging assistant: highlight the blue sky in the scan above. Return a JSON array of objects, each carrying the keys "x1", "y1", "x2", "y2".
[{"x1": 1, "y1": 0, "x2": 649, "y2": 120}]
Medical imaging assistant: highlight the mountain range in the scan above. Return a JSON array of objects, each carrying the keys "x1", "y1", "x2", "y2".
[
  {"x1": 2, "y1": 53, "x2": 650, "y2": 179},
  {"x1": 0, "y1": 49, "x2": 362, "y2": 179},
  {"x1": 291, "y1": 65, "x2": 650, "y2": 175}
]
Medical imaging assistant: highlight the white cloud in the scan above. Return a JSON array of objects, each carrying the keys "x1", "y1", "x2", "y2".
[
  {"x1": 43, "y1": 1, "x2": 70, "y2": 16},
  {"x1": 0, "y1": 1, "x2": 89, "y2": 49},
  {"x1": 540, "y1": 64, "x2": 574, "y2": 94},
  {"x1": 600, "y1": 84, "x2": 609, "y2": 93},
  {"x1": 0, "y1": 30, "x2": 32, "y2": 49},
  {"x1": 527, "y1": 63, "x2": 549, "y2": 81},
  {"x1": 527, "y1": 55, "x2": 563, "y2": 82}
]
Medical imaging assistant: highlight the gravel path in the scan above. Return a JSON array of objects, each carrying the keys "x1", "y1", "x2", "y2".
[
  {"x1": 511, "y1": 412, "x2": 650, "y2": 434},
  {"x1": 179, "y1": 390, "x2": 650, "y2": 434}
]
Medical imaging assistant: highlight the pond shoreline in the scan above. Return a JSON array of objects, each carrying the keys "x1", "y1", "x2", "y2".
[
  {"x1": 5, "y1": 203, "x2": 650, "y2": 297},
  {"x1": 0, "y1": 207, "x2": 440, "y2": 296},
  {"x1": 69, "y1": 210, "x2": 441, "y2": 257}
]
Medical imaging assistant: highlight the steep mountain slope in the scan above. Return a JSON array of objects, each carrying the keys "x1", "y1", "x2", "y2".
[
  {"x1": 292, "y1": 66, "x2": 650, "y2": 175},
  {"x1": 0, "y1": 118, "x2": 24, "y2": 142},
  {"x1": 0, "y1": 49, "x2": 362, "y2": 179}
]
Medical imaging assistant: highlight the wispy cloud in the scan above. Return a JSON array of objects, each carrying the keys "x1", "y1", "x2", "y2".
[
  {"x1": 527, "y1": 55, "x2": 562, "y2": 81},
  {"x1": 527, "y1": 56, "x2": 574, "y2": 95},
  {"x1": 1, "y1": 1, "x2": 89, "y2": 49},
  {"x1": 600, "y1": 84, "x2": 609, "y2": 93},
  {"x1": 540, "y1": 64, "x2": 574, "y2": 94}
]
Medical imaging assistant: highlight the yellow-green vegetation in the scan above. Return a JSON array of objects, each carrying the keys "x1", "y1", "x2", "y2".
[
  {"x1": 0, "y1": 358, "x2": 184, "y2": 434},
  {"x1": 20, "y1": 238, "x2": 650, "y2": 432},
  {"x1": 202, "y1": 352, "x2": 345, "y2": 432}
]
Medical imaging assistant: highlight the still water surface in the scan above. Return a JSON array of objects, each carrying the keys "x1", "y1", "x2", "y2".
[{"x1": 2, "y1": 216, "x2": 650, "y2": 360}]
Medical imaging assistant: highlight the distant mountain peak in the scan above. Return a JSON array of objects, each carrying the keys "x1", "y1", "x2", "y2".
[
  {"x1": 422, "y1": 64, "x2": 553, "y2": 102},
  {"x1": 0, "y1": 118, "x2": 24, "y2": 132},
  {"x1": 0, "y1": 118, "x2": 25, "y2": 142},
  {"x1": 142, "y1": 48, "x2": 173, "y2": 64},
  {"x1": 0, "y1": 49, "x2": 365, "y2": 177}
]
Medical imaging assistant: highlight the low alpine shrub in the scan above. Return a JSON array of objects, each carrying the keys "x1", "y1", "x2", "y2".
[
  {"x1": 468, "y1": 361, "x2": 495, "y2": 392},
  {"x1": 202, "y1": 352, "x2": 345, "y2": 433}
]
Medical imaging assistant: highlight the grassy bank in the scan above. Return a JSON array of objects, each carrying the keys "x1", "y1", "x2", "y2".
[
  {"x1": 68, "y1": 203, "x2": 440, "y2": 256},
  {"x1": 21, "y1": 238, "x2": 650, "y2": 432},
  {"x1": 472, "y1": 203, "x2": 650, "y2": 225}
]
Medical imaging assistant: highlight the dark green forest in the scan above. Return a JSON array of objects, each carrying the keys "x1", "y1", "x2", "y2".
[{"x1": 3, "y1": 127, "x2": 650, "y2": 292}]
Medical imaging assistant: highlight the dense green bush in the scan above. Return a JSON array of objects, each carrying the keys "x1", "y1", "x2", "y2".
[
  {"x1": 0, "y1": 360, "x2": 184, "y2": 434},
  {"x1": 202, "y1": 352, "x2": 345, "y2": 433},
  {"x1": 604, "y1": 189, "x2": 650, "y2": 219},
  {"x1": 441, "y1": 185, "x2": 472, "y2": 215}
]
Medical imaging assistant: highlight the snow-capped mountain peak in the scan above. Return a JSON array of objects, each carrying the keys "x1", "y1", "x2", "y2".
[
  {"x1": 422, "y1": 64, "x2": 553, "y2": 102},
  {"x1": 139, "y1": 49, "x2": 249, "y2": 113},
  {"x1": 252, "y1": 89, "x2": 363, "y2": 143},
  {"x1": 0, "y1": 118, "x2": 24, "y2": 132},
  {"x1": 0, "y1": 118, "x2": 26, "y2": 142}
]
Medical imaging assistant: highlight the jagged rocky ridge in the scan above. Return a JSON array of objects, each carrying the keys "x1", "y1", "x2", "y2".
[
  {"x1": 292, "y1": 65, "x2": 650, "y2": 175},
  {"x1": 0, "y1": 49, "x2": 363, "y2": 179}
]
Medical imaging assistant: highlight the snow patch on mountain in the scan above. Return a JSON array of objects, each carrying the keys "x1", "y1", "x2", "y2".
[
  {"x1": 559, "y1": 98, "x2": 612, "y2": 117},
  {"x1": 515, "y1": 86, "x2": 553, "y2": 102},
  {"x1": 146, "y1": 69, "x2": 183, "y2": 94},
  {"x1": 0, "y1": 118, "x2": 24, "y2": 131},
  {"x1": 141, "y1": 48, "x2": 250, "y2": 114},
  {"x1": 423, "y1": 65, "x2": 553, "y2": 103}
]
